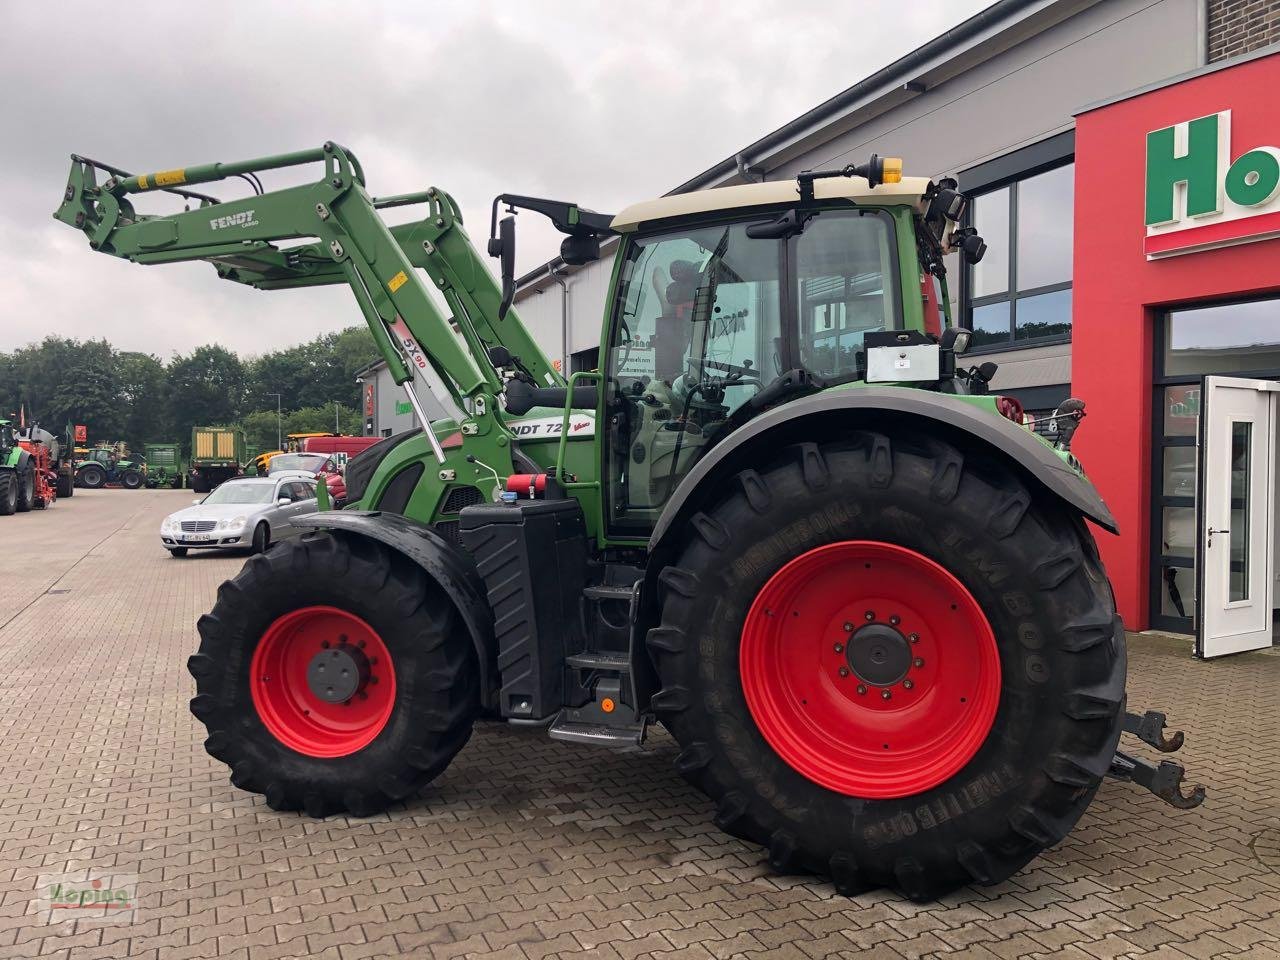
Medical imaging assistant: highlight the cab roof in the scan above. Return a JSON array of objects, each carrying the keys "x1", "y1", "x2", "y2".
[{"x1": 610, "y1": 175, "x2": 932, "y2": 232}]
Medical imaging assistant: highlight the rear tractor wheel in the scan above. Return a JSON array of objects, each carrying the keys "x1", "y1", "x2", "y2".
[
  {"x1": 189, "y1": 532, "x2": 480, "y2": 816},
  {"x1": 648, "y1": 433, "x2": 1125, "y2": 901}
]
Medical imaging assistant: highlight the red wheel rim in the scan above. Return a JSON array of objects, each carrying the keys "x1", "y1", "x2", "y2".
[
  {"x1": 740, "y1": 541, "x2": 1000, "y2": 799},
  {"x1": 250, "y1": 606, "x2": 397, "y2": 758}
]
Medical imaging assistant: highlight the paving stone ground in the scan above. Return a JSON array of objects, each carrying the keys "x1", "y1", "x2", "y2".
[{"x1": 0, "y1": 489, "x2": 1277, "y2": 959}]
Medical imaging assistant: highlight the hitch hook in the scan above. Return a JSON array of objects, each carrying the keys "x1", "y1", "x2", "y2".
[
  {"x1": 1109, "y1": 750, "x2": 1205, "y2": 810},
  {"x1": 1123, "y1": 710, "x2": 1184, "y2": 753}
]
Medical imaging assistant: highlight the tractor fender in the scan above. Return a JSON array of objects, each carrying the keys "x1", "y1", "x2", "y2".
[
  {"x1": 648, "y1": 386, "x2": 1118, "y2": 561},
  {"x1": 291, "y1": 510, "x2": 498, "y2": 706}
]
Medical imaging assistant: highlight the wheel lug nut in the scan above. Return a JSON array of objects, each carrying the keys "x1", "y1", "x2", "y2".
[
  {"x1": 909, "y1": 633, "x2": 919, "y2": 644},
  {"x1": 881, "y1": 690, "x2": 892, "y2": 701},
  {"x1": 843, "y1": 622, "x2": 854, "y2": 632},
  {"x1": 833, "y1": 643, "x2": 844, "y2": 653},
  {"x1": 369, "y1": 676, "x2": 378, "y2": 685},
  {"x1": 856, "y1": 684, "x2": 867, "y2": 695},
  {"x1": 864, "y1": 610, "x2": 875, "y2": 621},
  {"x1": 321, "y1": 640, "x2": 330, "y2": 649},
  {"x1": 903, "y1": 679, "x2": 914, "y2": 690},
  {"x1": 914, "y1": 657, "x2": 925, "y2": 668},
  {"x1": 838, "y1": 666, "x2": 850, "y2": 677},
  {"x1": 889, "y1": 615, "x2": 901, "y2": 625}
]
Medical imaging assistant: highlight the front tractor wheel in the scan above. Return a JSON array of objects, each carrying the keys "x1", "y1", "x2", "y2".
[
  {"x1": 188, "y1": 532, "x2": 480, "y2": 816},
  {"x1": 648, "y1": 433, "x2": 1125, "y2": 901}
]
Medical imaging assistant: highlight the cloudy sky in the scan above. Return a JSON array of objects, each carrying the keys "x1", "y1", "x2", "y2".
[{"x1": 3, "y1": 1, "x2": 990, "y2": 360}]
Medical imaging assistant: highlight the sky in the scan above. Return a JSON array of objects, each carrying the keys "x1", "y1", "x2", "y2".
[{"x1": 2, "y1": 1, "x2": 991, "y2": 360}]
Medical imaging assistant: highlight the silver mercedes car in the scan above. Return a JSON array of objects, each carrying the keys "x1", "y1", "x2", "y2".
[{"x1": 159, "y1": 475, "x2": 318, "y2": 557}]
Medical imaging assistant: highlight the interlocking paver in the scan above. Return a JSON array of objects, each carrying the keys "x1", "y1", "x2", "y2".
[{"x1": 1, "y1": 489, "x2": 1278, "y2": 959}]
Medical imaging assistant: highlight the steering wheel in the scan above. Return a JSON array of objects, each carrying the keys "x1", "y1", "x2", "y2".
[{"x1": 687, "y1": 357, "x2": 761, "y2": 383}]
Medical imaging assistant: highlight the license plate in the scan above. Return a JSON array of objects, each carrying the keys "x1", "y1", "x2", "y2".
[{"x1": 184, "y1": 534, "x2": 211, "y2": 542}]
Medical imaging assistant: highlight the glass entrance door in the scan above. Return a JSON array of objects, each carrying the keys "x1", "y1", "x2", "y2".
[{"x1": 1195, "y1": 376, "x2": 1278, "y2": 658}]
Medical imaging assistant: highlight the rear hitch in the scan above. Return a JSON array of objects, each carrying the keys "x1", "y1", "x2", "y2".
[
  {"x1": 1109, "y1": 750, "x2": 1205, "y2": 809},
  {"x1": 1108, "y1": 709, "x2": 1205, "y2": 809},
  {"x1": 1123, "y1": 709, "x2": 1184, "y2": 752}
]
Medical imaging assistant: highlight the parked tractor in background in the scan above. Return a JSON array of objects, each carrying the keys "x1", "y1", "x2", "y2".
[
  {"x1": 144, "y1": 442, "x2": 184, "y2": 488},
  {"x1": 57, "y1": 144, "x2": 1204, "y2": 901},
  {"x1": 190, "y1": 427, "x2": 245, "y2": 493},
  {"x1": 75, "y1": 441, "x2": 144, "y2": 489},
  {"x1": 0, "y1": 419, "x2": 36, "y2": 514}
]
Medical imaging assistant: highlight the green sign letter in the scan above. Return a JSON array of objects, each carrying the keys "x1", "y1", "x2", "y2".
[
  {"x1": 1224, "y1": 149, "x2": 1280, "y2": 207},
  {"x1": 1145, "y1": 113, "x2": 1222, "y2": 226}
]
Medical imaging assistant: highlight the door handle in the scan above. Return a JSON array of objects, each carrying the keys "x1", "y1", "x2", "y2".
[{"x1": 1208, "y1": 526, "x2": 1230, "y2": 547}]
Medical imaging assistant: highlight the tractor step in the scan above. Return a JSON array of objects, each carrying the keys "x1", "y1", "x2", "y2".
[
  {"x1": 548, "y1": 715, "x2": 646, "y2": 748},
  {"x1": 566, "y1": 651, "x2": 630, "y2": 671},
  {"x1": 583, "y1": 584, "x2": 637, "y2": 602}
]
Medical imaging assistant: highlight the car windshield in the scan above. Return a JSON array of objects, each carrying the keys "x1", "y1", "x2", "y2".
[
  {"x1": 269, "y1": 454, "x2": 327, "y2": 474},
  {"x1": 202, "y1": 483, "x2": 275, "y2": 505}
]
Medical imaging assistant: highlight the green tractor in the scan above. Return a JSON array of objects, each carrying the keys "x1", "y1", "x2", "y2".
[
  {"x1": 0, "y1": 418, "x2": 37, "y2": 515},
  {"x1": 55, "y1": 145, "x2": 1203, "y2": 901},
  {"x1": 75, "y1": 442, "x2": 144, "y2": 489},
  {"x1": 143, "y1": 442, "x2": 184, "y2": 488}
]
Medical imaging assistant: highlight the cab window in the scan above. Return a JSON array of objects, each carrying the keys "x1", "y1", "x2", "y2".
[
  {"x1": 795, "y1": 210, "x2": 899, "y2": 382},
  {"x1": 605, "y1": 219, "x2": 783, "y2": 533},
  {"x1": 603, "y1": 207, "x2": 900, "y2": 537}
]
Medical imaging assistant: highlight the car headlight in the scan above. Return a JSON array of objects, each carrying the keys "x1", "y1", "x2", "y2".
[
  {"x1": 218, "y1": 516, "x2": 248, "y2": 530},
  {"x1": 162, "y1": 518, "x2": 175, "y2": 532}
]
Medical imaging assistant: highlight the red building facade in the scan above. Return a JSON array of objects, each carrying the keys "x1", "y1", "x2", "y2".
[{"x1": 1073, "y1": 49, "x2": 1280, "y2": 634}]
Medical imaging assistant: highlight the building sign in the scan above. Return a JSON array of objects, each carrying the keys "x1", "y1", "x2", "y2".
[
  {"x1": 1145, "y1": 110, "x2": 1280, "y2": 258},
  {"x1": 395, "y1": 401, "x2": 413, "y2": 416},
  {"x1": 74, "y1": 425, "x2": 87, "y2": 443}
]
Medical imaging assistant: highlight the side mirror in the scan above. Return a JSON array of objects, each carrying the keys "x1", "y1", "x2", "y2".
[
  {"x1": 191, "y1": 498, "x2": 202, "y2": 505},
  {"x1": 491, "y1": 215, "x2": 516, "y2": 320},
  {"x1": 940, "y1": 326, "x2": 973, "y2": 355},
  {"x1": 278, "y1": 497, "x2": 290, "y2": 505}
]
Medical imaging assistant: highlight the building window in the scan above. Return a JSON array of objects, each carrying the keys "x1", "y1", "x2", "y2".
[
  {"x1": 966, "y1": 162, "x2": 1074, "y2": 349},
  {"x1": 1149, "y1": 296, "x2": 1280, "y2": 633}
]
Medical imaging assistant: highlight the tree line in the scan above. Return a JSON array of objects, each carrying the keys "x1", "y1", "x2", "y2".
[{"x1": 0, "y1": 327, "x2": 380, "y2": 458}]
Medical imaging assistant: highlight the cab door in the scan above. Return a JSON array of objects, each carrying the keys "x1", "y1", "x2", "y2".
[{"x1": 1196, "y1": 375, "x2": 1279, "y2": 657}]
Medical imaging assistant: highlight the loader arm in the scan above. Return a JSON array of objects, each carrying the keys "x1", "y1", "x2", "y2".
[{"x1": 53, "y1": 144, "x2": 566, "y2": 460}]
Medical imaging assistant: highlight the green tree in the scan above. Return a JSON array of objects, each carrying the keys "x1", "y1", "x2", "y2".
[
  {"x1": 116, "y1": 351, "x2": 168, "y2": 451},
  {"x1": 167, "y1": 345, "x2": 246, "y2": 454}
]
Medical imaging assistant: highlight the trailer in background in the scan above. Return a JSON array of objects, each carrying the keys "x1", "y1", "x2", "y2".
[{"x1": 189, "y1": 427, "x2": 244, "y2": 493}]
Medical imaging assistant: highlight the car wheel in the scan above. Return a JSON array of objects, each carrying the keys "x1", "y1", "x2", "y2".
[
  {"x1": 170, "y1": 547, "x2": 189, "y2": 558},
  {"x1": 251, "y1": 523, "x2": 270, "y2": 555}
]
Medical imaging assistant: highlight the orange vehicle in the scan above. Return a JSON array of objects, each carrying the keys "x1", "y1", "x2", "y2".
[{"x1": 17, "y1": 431, "x2": 58, "y2": 508}]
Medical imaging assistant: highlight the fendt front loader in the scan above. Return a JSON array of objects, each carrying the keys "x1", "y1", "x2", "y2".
[{"x1": 55, "y1": 145, "x2": 1203, "y2": 900}]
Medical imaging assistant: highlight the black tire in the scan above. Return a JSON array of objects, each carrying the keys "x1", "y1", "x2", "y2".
[
  {"x1": 190, "y1": 475, "x2": 207, "y2": 494},
  {"x1": 648, "y1": 432, "x2": 1125, "y2": 901},
  {"x1": 15, "y1": 467, "x2": 34, "y2": 512},
  {"x1": 250, "y1": 522, "x2": 269, "y2": 555},
  {"x1": 188, "y1": 532, "x2": 480, "y2": 816},
  {"x1": 0, "y1": 472, "x2": 16, "y2": 515},
  {"x1": 169, "y1": 547, "x2": 189, "y2": 558},
  {"x1": 79, "y1": 465, "x2": 106, "y2": 489},
  {"x1": 121, "y1": 470, "x2": 142, "y2": 490},
  {"x1": 57, "y1": 469, "x2": 74, "y2": 499}
]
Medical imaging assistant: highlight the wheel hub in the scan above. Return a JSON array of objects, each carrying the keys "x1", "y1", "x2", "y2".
[
  {"x1": 846, "y1": 623, "x2": 911, "y2": 686},
  {"x1": 307, "y1": 644, "x2": 370, "y2": 704}
]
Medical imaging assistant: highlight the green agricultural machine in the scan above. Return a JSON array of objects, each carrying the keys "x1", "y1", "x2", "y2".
[
  {"x1": 75, "y1": 442, "x2": 143, "y2": 489},
  {"x1": 0, "y1": 418, "x2": 36, "y2": 514},
  {"x1": 144, "y1": 442, "x2": 184, "y2": 488},
  {"x1": 190, "y1": 427, "x2": 244, "y2": 493},
  {"x1": 55, "y1": 145, "x2": 1203, "y2": 901}
]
